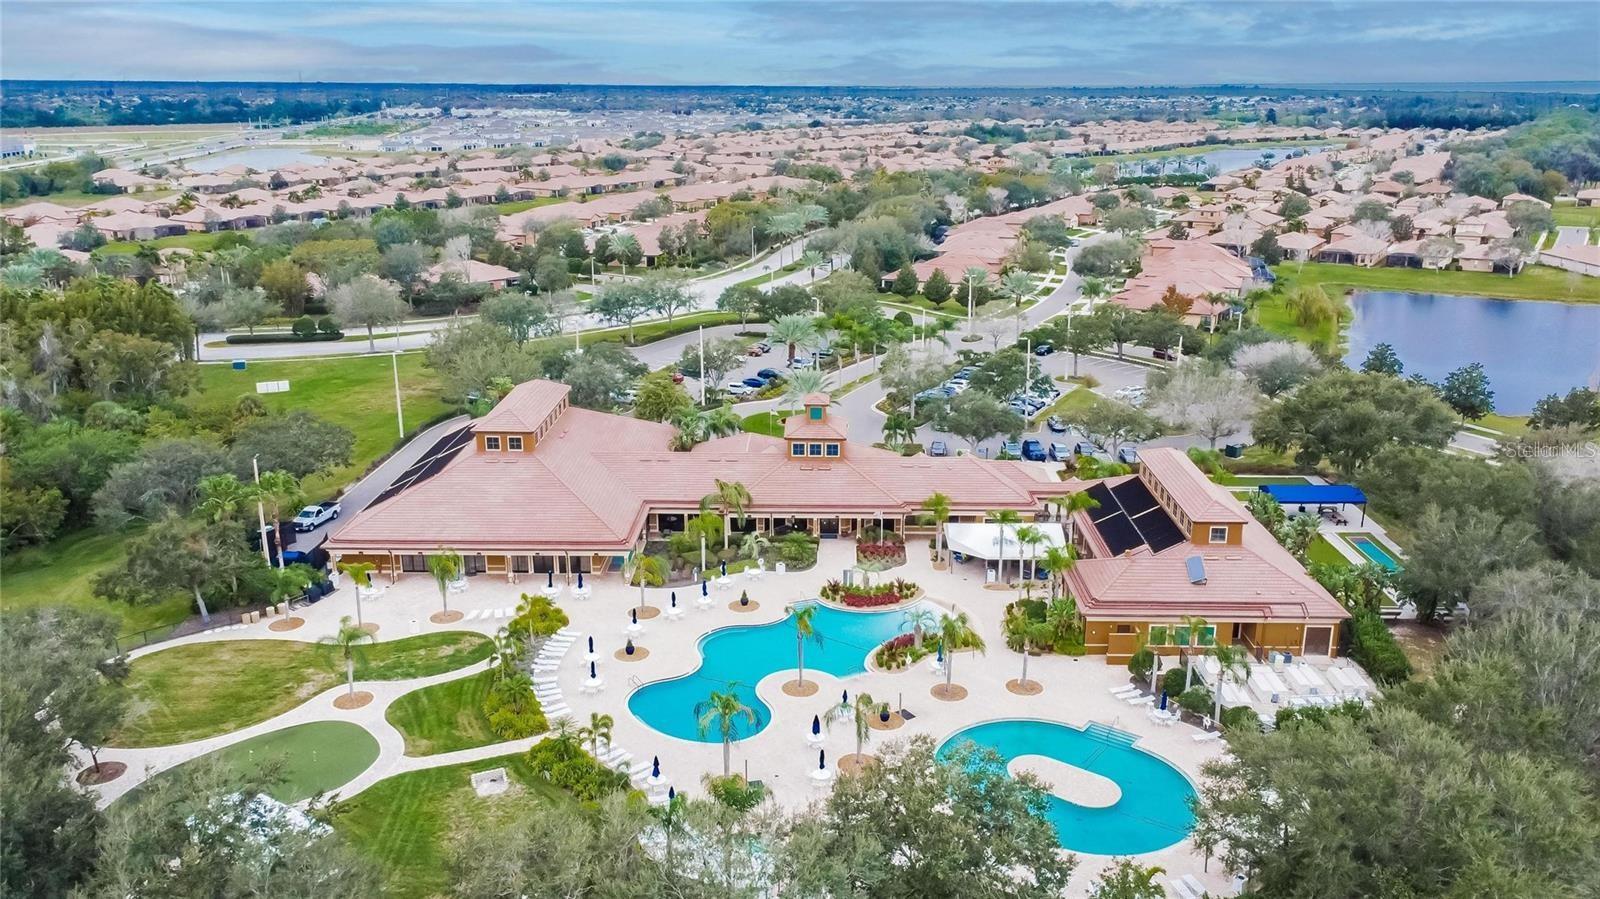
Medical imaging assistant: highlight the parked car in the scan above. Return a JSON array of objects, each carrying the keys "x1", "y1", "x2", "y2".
[
  {"x1": 1001, "y1": 440, "x2": 1022, "y2": 458},
  {"x1": 757, "y1": 368, "x2": 784, "y2": 381},
  {"x1": 1151, "y1": 347, "x2": 1177, "y2": 361},
  {"x1": 789, "y1": 354, "x2": 814, "y2": 368},
  {"x1": 816, "y1": 346, "x2": 835, "y2": 358},
  {"x1": 746, "y1": 344, "x2": 765, "y2": 357},
  {"x1": 1049, "y1": 442, "x2": 1072, "y2": 462},
  {"x1": 1073, "y1": 441, "x2": 1098, "y2": 457},
  {"x1": 293, "y1": 501, "x2": 340, "y2": 532},
  {"x1": 755, "y1": 341, "x2": 771, "y2": 353},
  {"x1": 741, "y1": 376, "x2": 767, "y2": 389},
  {"x1": 1034, "y1": 343, "x2": 1054, "y2": 356},
  {"x1": 670, "y1": 371, "x2": 685, "y2": 384},
  {"x1": 1047, "y1": 416, "x2": 1067, "y2": 434},
  {"x1": 929, "y1": 440, "x2": 949, "y2": 457},
  {"x1": 1118, "y1": 446, "x2": 1141, "y2": 465},
  {"x1": 724, "y1": 381, "x2": 755, "y2": 397},
  {"x1": 1021, "y1": 439, "x2": 1047, "y2": 462}
]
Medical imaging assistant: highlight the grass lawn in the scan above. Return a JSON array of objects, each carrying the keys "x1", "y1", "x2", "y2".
[
  {"x1": 386, "y1": 670, "x2": 500, "y2": 756},
  {"x1": 1, "y1": 188, "x2": 176, "y2": 209},
  {"x1": 526, "y1": 310, "x2": 742, "y2": 352},
  {"x1": 741, "y1": 409, "x2": 794, "y2": 437},
  {"x1": 188, "y1": 353, "x2": 451, "y2": 498},
  {"x1": 731, "y1": 260, "x2": 803, "y2": 291},
  {"x1": 114, "y1": 631, "x2": 493, "y2": 747},
  {"x1": 0, "y1": 528, "x2": 190, "y2": 636},
  {"x1": 1473, "y1": 412, "x2": 1531, "y2": 436},
  {"x1": 98, "y1": 230, "x2": 228, "y2": 255},
  {"x1": 137, "y1": 722, "x2": 380, "y2": 804},
  {"x1": 1212, "y1": 472, "x2": 1312, "y2": 487},
  {"x1": 330, "y1": 752, "x2": 571, "y2": 898},
  {"x1": 1306, "y1": 535, "x2": 1353, "y2": 569},
  {"x1": 493, "y1": 196, "x2": 568, "y2": 215},
  {"x1": 1271, "y1": 261, "x2": 1600, "y2": 305},
  {"x1": 1553, "y1": 205, "x2": 1600, "y2": 229}
]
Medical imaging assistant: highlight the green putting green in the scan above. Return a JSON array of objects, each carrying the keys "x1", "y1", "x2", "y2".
[{"x1": 153, "y1": 721, "x2": 380, "y2": 804}]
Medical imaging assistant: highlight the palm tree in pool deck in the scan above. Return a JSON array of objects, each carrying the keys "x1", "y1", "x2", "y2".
[
  {"x1": 902, "y1": 606, "x2": 937, "y2": 649},
  {"x1": 1038, "y1": 546, "x2": 1076, "y2": 601},
  {"x1": 988, "y1": 509, "x2": 1023, "y2": 582},
  {"x1": 922, "y1": 492, "x2": 952, "y2": 565},
  {"x1": 739, "y1": 531, "x2": 770, "y2": 566},
  {"x1": 788, "y1": 604, "x2": 823, "y2": 688},
  {"x1": 1208, "y1": 643, "x2": 1251, "y2": 726},
  {"x1": 427, "y1": 548, "x2": 463, "y2": 617},
  {"x1": 1180, "y1": 614, "x2": 1210, "y2": 692},
  {"x1": 266, "y1": 563, "x2": 317, "y2": 607},
  {"x1": 1015, "y1": 525, "x2": 1045, "y2": 595},
  {"x1": 336, "y1": 560, "x2": 378, "y2": 629},
  {"x1": 320, "y1": 615, "x2": 373, "y2": 698},
  {"x1": 578, "y1": 712, "x2": 615, "y2": 756},
  {"x1": 625, "y1": 554, "x2": 667, "y2": 614},
  {"x1": 1016, "y1": 619, "x2": 1054, "y2": 692},
  {"x1": 703, "y1": 479, "x2": 753, "y2": 550},
  {"x1": 825, "y1": 690, "x2": 877, "y2": 762},
  {"x1": 938, "y1": 611, "x2": 986, "y2": 693},
  {"x1": 696, "y1": 686, "x2": 758, "y2": 777}
]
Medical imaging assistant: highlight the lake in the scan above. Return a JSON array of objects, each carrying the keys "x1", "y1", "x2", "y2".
[
  {"x1": 187, "y1": 147, "x2": 330, "y2": 172},
  {"x1": 1343, "y1": 291, "x2": 1600, "y2": 414},
  {"x1": 1112, "y1": 143, "x2": 1338, "y2": 179}
]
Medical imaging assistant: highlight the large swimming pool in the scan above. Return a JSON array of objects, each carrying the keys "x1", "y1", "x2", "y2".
[
  {"x1": 938, "y1": 719, "x2": 1196, "y2": 855},
  {"x1": 628, "y1": 600, "x2": 931, "y2": 743}
]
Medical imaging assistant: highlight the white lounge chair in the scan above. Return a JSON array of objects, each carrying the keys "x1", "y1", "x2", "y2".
[
  {"x1": 1192, "y1": 730, "x2": 1223, "y2": 743},
  {"x1": 1109, "y1": 685, "x2": 1139, "y2": 696},
  {"x1": 1126, "y1": 694, "x2": 1154, "y2": 706},
  {"x1": 1181, "y1": 874, "x2": 1208, "y2": 898}
]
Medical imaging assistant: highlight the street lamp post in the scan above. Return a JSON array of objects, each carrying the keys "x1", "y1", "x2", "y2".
[{"x1": 251, "y1": 454, "x2": 274, "y2": 568}]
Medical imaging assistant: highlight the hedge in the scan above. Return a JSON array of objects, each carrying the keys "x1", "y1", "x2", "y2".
[
  {"x1": 1347, "y1": 609, "x2": 1412, "y2": 685},
  {"x1": 224, "y1": 331, "x2": 345, "y2": 345}
]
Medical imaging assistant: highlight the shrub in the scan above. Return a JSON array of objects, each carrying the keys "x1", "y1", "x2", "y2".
[
  {"x1": 1220, "y1": 705, "x2": 1260, "y2": 732},
  {"x1": 526, "y1": 734, "x2": 630, "y2": 802},
  {"x1": 1347, "y1": 609, "x2": 1411, "y2": 685},
  {"x1": 778, "y1": 531, "x2": 818, "y2": 566},
  {"x1": 291, "y1": 315, "x2": 317, "y2": 337},
  {"x1": 874, "y1": 632, "x2": 918, "y2": 669},
  {"x1": 1161, "y1": 667, "x2": 1189, "y2": 698},
  {"x1": 1177, "y1": 685, "x2": 1214, "y2": 716},
  {"x1": 316, "y1": 315, "x2": 339, "y2": 334},
  {"x1": 820, "y1": 578, "x2": 921, "y2": 608},
  {"x1": 1128, "y1": 646, "x2": 1155, "y2": 681},
  {"x1": 482, "y1": 673, "x2": 548, "y2": 740},
  {"x1": 224, "y1": 331, "x2": 343, "y2": 345}
]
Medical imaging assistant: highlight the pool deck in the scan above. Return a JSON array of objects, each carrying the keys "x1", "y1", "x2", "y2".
[{"x1": 88, "y1": 540, "x2": 1239, "y2": 895}]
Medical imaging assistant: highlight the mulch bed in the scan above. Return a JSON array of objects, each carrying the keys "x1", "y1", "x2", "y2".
[
  {"x1": 357, "y1": 622, "x2": 381, "y2": 635},
  {"x1": 838, "y1": 753, "x2": 878, "y2": 775},
  {"x1": 868, "y1": 712, "x2": 906, "y2": 731},
  {"x1": 430, "y1": 610, "x2": 464, "y2": 624},
  {"x1": 931, "y1": 683, "x2": 969, "y2": 702},
  {"x1": 615, "y1": 647, "x2": 651, "y2": 662},
  {"x1": 76, "y1": 761, "x2": 127, "y2": 785},
  {"x1": 333, "y1": 690, "x2": 374, "y2": 710},
  {"x1": 783, "y1": 679, "x2": 820, "y2": 697},
  {"x1": 1006, "y1": 678, "x2": 1044, "y2": 696},
  {"x1": 729, "y1": 600, "x2": 761, "y2": 613},
  {"x1": 268, "y1": 617, "x2": 305, "y2": 632},
  {"x1": 634, "y1": 606, "x2": 662, "y2": 620}
]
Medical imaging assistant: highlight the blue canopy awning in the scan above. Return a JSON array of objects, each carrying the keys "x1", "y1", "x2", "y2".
[{"x1": 1259, "y1": 484, "x2": 1367, "y2": 506}]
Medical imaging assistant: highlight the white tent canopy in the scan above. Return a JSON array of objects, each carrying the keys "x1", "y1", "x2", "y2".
[{"x1": 944, "y1": 522, "x2": 1066, "y2": 560}]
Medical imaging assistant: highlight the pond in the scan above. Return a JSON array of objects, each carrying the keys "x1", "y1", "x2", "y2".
[
  {"x1": 1111, "y1": 143, "x2": 1339, "y2": 179},
  {"x1": 187, "y1": 147, "x2": 330, "y2": 172},
  {"x1": 1343, "y1": 291, "x2": 1600, "y2": 413}
]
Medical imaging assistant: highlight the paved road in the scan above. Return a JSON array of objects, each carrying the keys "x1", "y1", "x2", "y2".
[{"x1": 292, "y1": 413, "x2": 471, "y2": 552}]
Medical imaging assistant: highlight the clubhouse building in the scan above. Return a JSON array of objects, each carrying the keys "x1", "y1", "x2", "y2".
[{"x1": 326, "y1": 381, "x2": 1348, "y2": 664}]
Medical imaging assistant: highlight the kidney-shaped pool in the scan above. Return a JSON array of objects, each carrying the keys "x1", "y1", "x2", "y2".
[
  {"x1": 628, "y1": 600, "x2": 934, "y2": 743},
  {"x1": 939, "y1": 719, "x2": 1197, "y2": 855}
]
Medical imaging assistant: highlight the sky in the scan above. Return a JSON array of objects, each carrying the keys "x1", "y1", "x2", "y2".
[{"x1": 3, "y1": 0, "x2": 1596, "y2": 87}]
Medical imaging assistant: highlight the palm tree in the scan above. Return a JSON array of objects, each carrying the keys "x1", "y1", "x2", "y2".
[
  {"x1": 695, "y1": 686, "x2": 757, "y2": 777},
  {"x1": 938, "y1": 611, "x2": 985, "y2": 694},
  {"x1": 1059, "y1": 490, "x2": 1101, "y2": 545},
  {"x1": 1044, "y1": 595, "x2": 1081, "y2": 647},
  {"x1": 798, "y1": 249, "x2": 826, "y2": 280},
  {"x1": 427, "y1": 548, "x2": 463, "y2": 617},
  {"x1": 1180, "y1": 614, "x2": 1209, "y2": 691},
  {"x1": 490, "y1": 629, "x2": 522, "y2": 680},
  {"x1": 337, "y1": 560, "x2": 379, "y2": 629},
  {"x1": 999, "y1": 270, "x2": 1036, "y2": 308},
  {"x1": 989, "y1": 509, "x2": 1023, "y2": 583},
  {"x1": 770, "y1": 314, "x2": 819, "y2": 365},
  {"x1": 1015, "y1": 619, "x2": 1054, "y2": 691},
  {"x1": 701, "y1": 406, "x2": 742, "y2": 438},
  {"x1": 1038, "y1": 546, "x2": 1076, "y2": 601},
  {"x1": 781, "y1": 368, "x2": 827, "y2": 408},
  {"x1": 825, "y1": 690, "x2": 877, "y2": 761},
  {"x1": 922, "y1": 493, "x2": 952, "y2": 565},
  {"x1": 962, "y1": 266, "x2": 989, "y2": 330},
  {"x1": 265, "y1": 564, "x2": 317, "y2": 610},
  {"x1": 1091, "y1": 860, "x2": 1167, "y2": 898},
  {"x1": 739, "y1": 530, "x2": 770, "y2": 565},
  {"x1": 255, "y1": 470, "x2": 302, "y2": 567},
  {"x1": 702, "y1": 479, "x2": 752, "y2": 550},
  {"x1": 625, "y1": 554, "x2": 666, "y2": 614},
  {"x1": 320, "y1": 616, "x2": 373, "y2": 698},
  {"x1": 611, "y1": 232, "x2": 640, "y2": 276},
  {"x1": 882, "y1": 411, "x2": 917, "y2": 449},
  {"x1": 766, "y1": 211, "x2": 805, "y2": 264},
  {"x1": 578, "y1": 712, "x2": 615, "y2": 756},
  {"x1": 901, "y1": 607, "x2": 937, "y2": 648},
  {"x1": 1015, "y1": 525, "x2": 1045, "y2": 595},
  {"x1": 1208, "y1": 643, "x2": 1251, "y2": 725},
  {"x1": 197, "y1": 473, "x2": 258, "y2": 524},
  {"x1": 788, "y1": 604, "x2": 823, "y2": 688}
]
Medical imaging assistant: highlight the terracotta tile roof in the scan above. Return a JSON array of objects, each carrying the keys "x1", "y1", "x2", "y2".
[
  {"x1": 1137, "y1": 447, "x2": 1247, "y2": 523},
  {"x1": 326, "y1": 379, "x2": 1068, "y2": 554}
]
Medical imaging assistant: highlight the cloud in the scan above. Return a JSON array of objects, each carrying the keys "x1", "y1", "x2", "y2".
[{"x1": 2, "y1": 0, "x2": 1594, "y2": 86}]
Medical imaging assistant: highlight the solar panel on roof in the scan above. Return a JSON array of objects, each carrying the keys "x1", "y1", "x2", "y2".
[
  {"x1": 367, "y1": 426, "x2": 472, "y2": 507},
  {"x1": 1095, "y1": 513, "x2": 1145, "y2": 556},
  {"x1": 1132, "y1": 509, "x2": 1187, "y2": 553},
  {"x1": 1110, "y1": 478, "x2": 1159, "y2": 516},
  {"x1": 1084, "y1": 483, "x2": 1121, "y2": 521}
]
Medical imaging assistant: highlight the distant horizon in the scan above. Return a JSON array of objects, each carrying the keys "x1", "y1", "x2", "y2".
[{"x1": 3, "y1": 1, "x2": 1594, "y2": 87}]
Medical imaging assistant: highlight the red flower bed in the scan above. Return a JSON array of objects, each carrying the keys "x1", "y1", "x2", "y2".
[
  {"x1": 881, "y1": 633, "x2": 915, "y2": 651},
  {"x1": 840, "y1": 590, "x2": 903, "y2": 608},
  {"x1": 856, "y1": 542, "x2": 907, "y2": 565}
]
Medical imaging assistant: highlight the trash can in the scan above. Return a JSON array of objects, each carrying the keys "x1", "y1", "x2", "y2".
[
  {"x1": 1224, "y1": 443, "x2": 1245, "y2": 459},
  {"x1": 231, "y1": 359, "x2": 247, "y2": 371}
]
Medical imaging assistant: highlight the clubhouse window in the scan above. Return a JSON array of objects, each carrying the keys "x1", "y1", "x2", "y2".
[
  {"x1": 809, "y1": 406, "x2": 824, "y2": 421},
  {"x1": 826, "y1": 443, "x2": 840, "y2": 457},
  {"x1": 484, "y1": 435, "x2": 501, "y2": 451},
  {"x1": 809, "y1": 443, "x2": 823, "y2": 456},
  {"x1": 1209, "y1": 526, "x2": 1228, "y2": 543},
  {"x1": 508, "y1": 436, "x2": 524, "y2": 451},
  {"x1": 791, "y1": 443, "x2": 805, "y2": 457}
]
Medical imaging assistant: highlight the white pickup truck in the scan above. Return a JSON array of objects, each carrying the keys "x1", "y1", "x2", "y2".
[{"x1": 292, "y1": 501, "x2": 341, "y2": 532}]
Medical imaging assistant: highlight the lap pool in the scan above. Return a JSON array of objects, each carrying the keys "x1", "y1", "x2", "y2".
[
  {"x1": 628, "y1": 600, "x2": 931, "y2": 743},
  {"x1": 938, "y1": 719, "x2": 1196, "y2": 855},
  {"x1": 1348, "y1": 535, "x2": 1399, "y2": 571}
]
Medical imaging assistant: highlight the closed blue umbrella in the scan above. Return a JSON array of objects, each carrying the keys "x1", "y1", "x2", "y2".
[
  {"x1": 589, "y1": 661, "x2": 597, "y2": 679},
  {"x1": 818, "y1": 748, "x2": 826, "y2": 769},
  {"x1": 1159, "y1": 690, "x2": 1168, "y2": 711},
  {"x1": 578, "y1": 572, "x2": 585, "y2": 589},
  {"x1": 937, "y1": 641, "x2": 945, "y2": 663},
  {"x1": 547, "y1": 570, "x2": 553, "y2": 589},
  {"x1": 701, "y1": 580, "x2": 709, "y2": 597},
  {"x1": 721, "y1": 560, "x2": 728, "y2": 577},
  {"x1": 651, "y1": 756, "x2": 660, "y2": 778},
  {"x1": 631, "y1": 608, "x2": 638, "y2": 624},
  {"x1": 668, "y1": 786, "x2": 676, "y2": 801},
  {"x1": 670, "y1": 591, "x2": 677, "y2": 608},
  {"x1": 812, "y1": 715, "x2": 821, "y2": 735},
  {"x1": 840, "y1": 689, "x2": 848, "y2": 706},
  {"x1": 587, "y1": 636, "x2": 594, "y2": 654}
]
